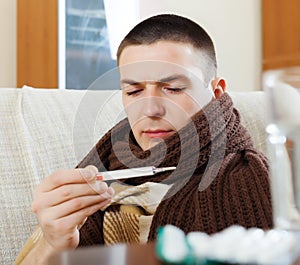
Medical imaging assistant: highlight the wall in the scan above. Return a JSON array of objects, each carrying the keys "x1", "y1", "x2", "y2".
[
  {"x1": 0, "y1": 0, "x2": 16, "y2": 87},
  {"x1": 140, "y1": 0, "x2": 262, "y2": 92},
  {"x1": 0, "y1": 0, "x2": 261, "y2": 91}
]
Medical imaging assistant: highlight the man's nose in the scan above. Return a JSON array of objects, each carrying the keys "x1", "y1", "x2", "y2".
[{"x1": 143, "y1": 88, "x2": 166, "y2": 118}]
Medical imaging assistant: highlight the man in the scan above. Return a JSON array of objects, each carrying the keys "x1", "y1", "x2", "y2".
[{"x1": 16, "y1": 14, "x2": 273, "y2": 265}]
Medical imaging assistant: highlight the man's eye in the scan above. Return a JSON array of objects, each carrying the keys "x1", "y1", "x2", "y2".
[
  {"x1": 163, "y1": 87, "x2": 185, "y2": 94},
  {"x1": 126, "y1": 89, "x2": 143, "y2": 96}
]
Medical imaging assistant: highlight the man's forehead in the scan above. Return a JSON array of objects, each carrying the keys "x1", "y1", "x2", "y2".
[
  {"x1": 119, "y1": 61, "x2": 204, "y2": 84},
  {"x1": 120, "y1": 73, "x2": 193, "y2": 85}
]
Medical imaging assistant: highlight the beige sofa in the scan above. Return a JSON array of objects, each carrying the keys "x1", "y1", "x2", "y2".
[{"x1": 0, "y1": 87, "x2": 268, "y2": 264}]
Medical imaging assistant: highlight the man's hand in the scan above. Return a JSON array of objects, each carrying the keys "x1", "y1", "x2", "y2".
[{"x1": 31, "y1": 165, "x2": 114, "y2": 251}]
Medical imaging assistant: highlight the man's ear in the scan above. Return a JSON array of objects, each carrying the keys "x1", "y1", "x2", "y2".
[{"x1": 211, "y1": 77, "x2": 226, "y2": 99}]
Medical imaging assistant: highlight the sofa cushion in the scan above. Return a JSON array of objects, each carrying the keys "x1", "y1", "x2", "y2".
[
  {"x1": 230, "y1": 91, "x2": 267, "y2": 155},
  {"x1": 0, "y1": 87, "x2": 123, "y2": 265}
]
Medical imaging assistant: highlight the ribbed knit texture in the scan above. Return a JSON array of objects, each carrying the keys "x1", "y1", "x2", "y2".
[
  {"x1": 103, "y1": 205, "x2": 141, "y2": 245},
  {"x1": 78, "y1": 93, "x2": 273, "y2": 246}
]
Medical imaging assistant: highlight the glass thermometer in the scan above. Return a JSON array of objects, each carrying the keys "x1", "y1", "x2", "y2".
[{"x1": 96, "y1": 166, "x2": 176, "y2": 181}]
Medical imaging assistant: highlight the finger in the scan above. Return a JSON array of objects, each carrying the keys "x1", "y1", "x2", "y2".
[
  {"x1": 38, "y1": 194, "x2": 111, "y2": 229},
  {"x1": 32, "y1": 181, "x2": 112, "y2": 211},
  {"x1": 42, "y1": 200, "x2": 111, "y2": 250},
  {"x1": 78, "y1": 165, "x2": 98, "y2": 182},
  {"x1": 36, "y1": 165, "x2": 98, "y2": 193},
  {"x1": 77, "y1": 217, "x2": 87, "y2": 230},
  {"x1": 42, "y1": 199, "x2": 111, "y2": 241},
  {"x1": 40, "y1": 192, "x2": 113, "y2": 221}
]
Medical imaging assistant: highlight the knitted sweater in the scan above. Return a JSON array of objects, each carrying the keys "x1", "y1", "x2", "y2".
[{"x1": 78, "y1": 93, "x2": 273, "y2": 246}]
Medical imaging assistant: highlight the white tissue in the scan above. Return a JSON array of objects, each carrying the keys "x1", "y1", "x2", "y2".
[
  {"x1": 186, "y1": 225, "x2": 299, "y2": 265},
  {"x1": 159, "y1": 225, "x2": 189, "y2": 263}
]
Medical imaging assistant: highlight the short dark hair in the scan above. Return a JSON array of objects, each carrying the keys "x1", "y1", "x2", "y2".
[{"x1": 117, "y1": 14, "x2": 217, "y2": 85}]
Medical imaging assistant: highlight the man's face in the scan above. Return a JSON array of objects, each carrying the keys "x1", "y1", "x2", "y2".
[{"x1": 118, "y1": 41, "x2": 214, "y2": 150}]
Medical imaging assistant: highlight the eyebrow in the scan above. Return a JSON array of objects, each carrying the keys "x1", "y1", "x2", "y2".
[{"x1": 120, "y1": 74, "x2": 189, "y2": 86}]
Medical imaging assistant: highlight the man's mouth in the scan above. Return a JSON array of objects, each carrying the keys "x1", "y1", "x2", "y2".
[{"x1": 143, "y1": 129, "x2": 175, "y2": 138}]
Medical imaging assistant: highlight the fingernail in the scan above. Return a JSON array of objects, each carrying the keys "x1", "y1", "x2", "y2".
[
  {"x1": 96, "y1": 181, "x2": 108, "y2": 192},
  {"x1": 101, "y1": 191, "x2": 113, "y2": 200},
  {"x1": 107, "y1": 187, "x2": 115, "y2": 196},
  {"x1": 79, "y1": 165, "x2": 98, "y2": 181}
]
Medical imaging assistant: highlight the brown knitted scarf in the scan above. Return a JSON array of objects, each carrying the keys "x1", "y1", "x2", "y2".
[{"x1": 78, "y1": 93, "x2": 273, "y2": 246}]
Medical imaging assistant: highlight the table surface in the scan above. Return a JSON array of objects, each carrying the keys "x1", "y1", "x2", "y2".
[
  {"x1": 47, "y1": 241, "x2": 300, "y2": 265},
  {"x1": 47, "y1": 242, "x2": 164, "y2": 265}
]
